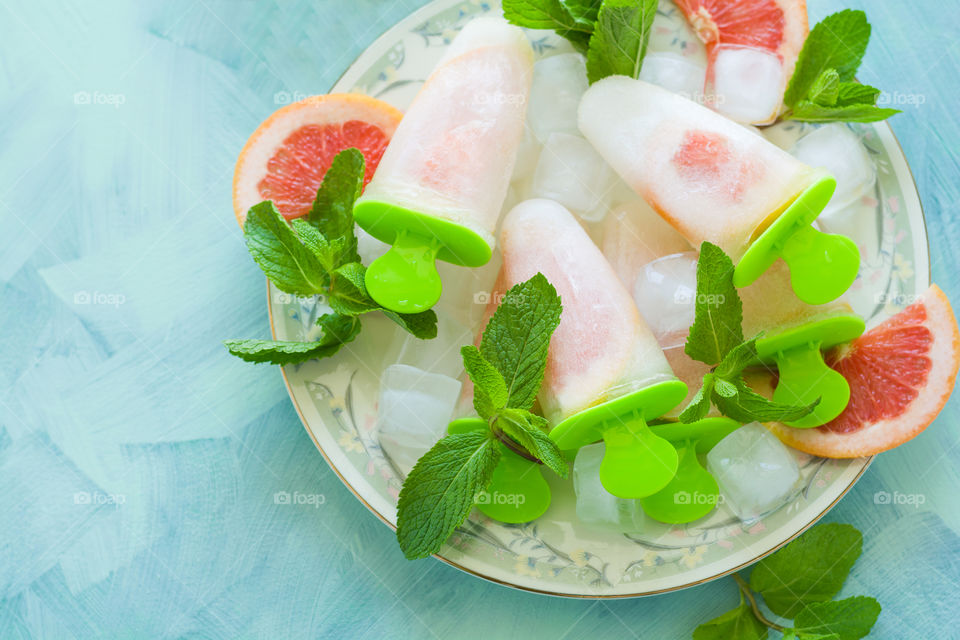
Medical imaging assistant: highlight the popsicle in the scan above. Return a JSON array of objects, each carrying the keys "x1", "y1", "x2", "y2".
[
  {"x1": 353, "y1": 17, "x2": 534, "y2": 313},
  {"x1": 500, "y1": 199, "x2": 688, "y2": 498},
  {"x1": 579, "y1": 76, "x2": 859, "y2": 305}
]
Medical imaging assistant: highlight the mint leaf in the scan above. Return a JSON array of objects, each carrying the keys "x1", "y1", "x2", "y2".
[
  {"x1": 836, "y1": 82, "x2": 881, "y2": 106},
  {"x1": 787, "y1": 101, "x2": 900, "y2": 123},
  {"x1": 808, "y1": 68, "x2": 840, "y2": 105},
  {"x1": 307, "y1": 148, "x2": 363, "y2": 266},
  {"x1": 784, "y1": 10, "x2": 872, "y2": 108},
  {"x1": 791, "y1": 597, "x2": 881, "y2": 640},
  {"x1": 502, "y1": 0, "x2": 593, "y2": 53},
  {"x1": 461, "y1": 345, "x2": 509, "y2": 419},
  {"x1": 291, "y1": 218, "x2": 335, "y2": 271},
  {"x1": 750, "y1": 523, "x2": 863, "y2": 618},
  {"x1": 564, "y1": 0, "x2": 602, "y2": 24},
  {"x1": 396, "y1": 432, "x2": 501, "y2": 559},
  {"x1": 692, "y1": 592, "x2": 768, "y2": 640},
  {"x1": 585, "y1": 0, "x2": 658, "y2": 83},
  {"x1": 714, "y1": 339, "x2": 761, "y2": 379},
  {"x1": 328, "y1": 262, "x2": 380, "y2": 315},
  {"x1": 712, "y1": 376, "x2": 818, "y2": 424},
  {"x1": 383, "y1": 309, "x2": 438, "y2": 340},
  {"x1": 479, "y1": 273, "x2": 562, "y2": 411},
  {"x1": 713, "y1": 377, "x2": 737, "y2": 398},
  {"x1": 243, "y1": 201, "x2": 329, "y2": 296},
  {"x1": 679, "y1": 373, "x2": 714, "y2": 423},
  {"x1": 497, "y1": 408, "x2": 568, "y2": 478},
  {"x1": 685, "y1": 242, "x2": 743, "y2": 366},
  {"x1": 224, "y1": 313, "x2": 360, "y2": 365}
]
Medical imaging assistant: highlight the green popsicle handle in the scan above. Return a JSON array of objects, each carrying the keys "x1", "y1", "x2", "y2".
[
  {"x1": 598, "y1": 413, "x2": 679, "y2": 499},
  {"x1": 639, "y1": 441, "x2": 720, "y2": 524},
  {"x1": 771, "y1": 344, "x2": 850, "y2": 428},
  {"x1": 781, "y1": 225, "x2": 860, "y2": 306},
  {"x1": 477, "y1": 448, "x2": 551, "y2": 523},
  {"x1": 734, "y1": 174, "x2": 860, "y2": 305},
  {"x1": 364, "y1": 230, "x2": 442, "y2": 314}
]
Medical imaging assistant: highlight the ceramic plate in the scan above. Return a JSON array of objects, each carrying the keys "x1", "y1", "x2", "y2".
[{"x1": 268, "y1": 0, "x2": 929, "y2": 597}]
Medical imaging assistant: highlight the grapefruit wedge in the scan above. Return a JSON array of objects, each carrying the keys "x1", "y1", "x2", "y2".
[
  {"x1": 769, "y1": 285, "x2": 960, "y2": 458},
  {"x1": 673, "y1": 0, "x2": 808, "y2": 123},
  {"x1": 232, "y1": 94, "x2": 403, "y2": 226}
]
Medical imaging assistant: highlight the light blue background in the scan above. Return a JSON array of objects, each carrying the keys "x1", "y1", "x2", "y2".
[{"x1": 1, "y1": 0, "x2": 958, "y2": 637}]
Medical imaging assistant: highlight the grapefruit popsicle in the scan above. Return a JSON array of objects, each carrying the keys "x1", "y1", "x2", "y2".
[
  {"x1": 500, "y1": 199, "x2": 688, "y2": 498},
  {"x1": 579, "y1": 76, "x2": 859, "y2": 305},
  {"x1": 353, "y1": 18, "x2": 534, "y2": 313}
]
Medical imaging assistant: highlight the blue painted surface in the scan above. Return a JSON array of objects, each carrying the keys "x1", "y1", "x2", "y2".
[{"x1": 1, "y1": 0, "x2": 958, "y2": 637}]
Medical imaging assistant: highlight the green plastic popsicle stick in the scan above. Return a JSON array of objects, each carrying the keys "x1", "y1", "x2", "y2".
[
  {"x1": 550, "y1": 379, "x2": 688, "y2": 499},
  {"x1": 734, "y1": 174, "x2": 860, "y2": 305},
  {"x1": 639, "y1": 440, "x2": 719, "y2": 524},
  {"x1": 756, "y1": 315, "x2": 866, "y2": 428},
  {"x1": 353, "y1": 197, "x2": 493, "y2": 313},
  {"x1": 364, "y1": 230, "x2": 442, "y2": 314},
  {"x1": 447, "y1": 417, "x2": 551, "y2": 523}
]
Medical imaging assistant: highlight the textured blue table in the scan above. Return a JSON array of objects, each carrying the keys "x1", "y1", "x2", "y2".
[{"x1": 1, "y1": 0, "x2": 958, "y2": 637}]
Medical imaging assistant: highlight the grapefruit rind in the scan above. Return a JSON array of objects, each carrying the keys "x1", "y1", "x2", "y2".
[
  {"x1": 232, "y1": 94, "x2": 403, "y2": 227},
  {"x1": 768, "y1": 285, "x2": 960, "y2": 458}
]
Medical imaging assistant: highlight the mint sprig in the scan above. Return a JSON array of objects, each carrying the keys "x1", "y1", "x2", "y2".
[
  {"x1": 680, "y1": 243, "x2": 817, "y2": 424},
  {"x1": 224, "y1": 148, "x2": 437, "y2": 366},
  {"x1": 692, "y1": 523, "x2": 881, "y2": 639},
  {"x1": 396, "y1": 274, "x2": 565, "y2": 559},
  {"x1": 503, "y1": 0, "x2": 657, "y2": 84},
  {"x1": 782, "y1": 10, "x2": 900, "y2": 123}
]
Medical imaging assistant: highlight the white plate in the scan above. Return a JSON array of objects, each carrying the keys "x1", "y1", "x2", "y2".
[{"x1": 268, "y1": 0, "x2": 929, "y2": 597}]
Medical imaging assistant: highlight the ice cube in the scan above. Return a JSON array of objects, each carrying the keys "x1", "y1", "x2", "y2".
[
  {"x1": 706, "y1": 422, "x2": 801, "y2": 521},
  {"x1": 530, "y1": 132, "x2": 616, "y2": 219},
  {"x1": 638, "y1": 52, "x2": 707, "y2": 102},
  {"x1": 633, "y1": 252, "x2": 699, "y2": 347},
  {"x1": 376, "y1": 364, "x2": 462, "y2": 477},
  {"x1": 393, "y1": 310, "x2": 472, "y2": 379},
  {"x1": 356, "y1": 227, "x2": 390, "y2": 265},
  {"x1": 791, "y1": 123, "x2": 877, "y2": 214},
  {"x1": 511, "y1": 126, "x2": 541, "y2": 183},
  {"x1": 437, "y1": 252, "x2": 502, "y2": 333},
  {"x1": 527, "y1": 53, "x2": 589, "y2": 144},
  {"x1": 573, "y1": 443, "x2": 646, "y2": 532},
  {"x1": 709, "y1": 46, "x2": 785, "y2": 125},
  {"x1": 602, "y1": 198, "x2": 691, "y2": 291}
]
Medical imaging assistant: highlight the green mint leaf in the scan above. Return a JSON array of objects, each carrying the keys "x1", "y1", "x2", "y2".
[
  {"x1": 497, "y1": 408, "x2": 568, "y2": 478},
  {"x1": 712, "y1": 376, "x2": 818, "y2": 423},
  {"x1": 835, "y1": 82, "x2": 881, "y2": 106},
  {"x1": 784, "y1": 10, "x2": 871, "y2": 108},
  {"x1": 383, "y1": 309, "x2": 439, "y2": 340},
  {"x1": 564, "y1": 0, "x2": 602, "y2": 24},
  {"x1": 243, "y1": 201, "x2": 329, "y2": 296},
  {"x1": 328, "y1": 262, "x2": 380, "y2": 315},
  {"x1": 461, "y1": 345, "x2": 509, "y2": 419},
  {"x1": 713, "y1": 377, "x2": 738, "y2": 398},
  {"x1": 786, "y1": 101, "x2": 900, "y2": 123},
  {"x1": 684, "y1": 242, "x2": 743, "y2": 366},
  {"x1": 396, "y1": 431, "x2": 500, "y2": 559},
  {"x1": 224, "y1": 313, "x2": 360, "y2": 365},
  {"x1": 679, "y1": 374, "x2": 715, "y2": 423},
  {"x1": 585, "y1": 0, "x2": 658, "y2": 83},
  {"x1": 692, "y1": 592, "x2": 768, "y2": 640},
  {"x1": 290, "y1": 218, "x2": 335, "y2": 271},
  {"x1": 479, "y1": 273, "x2": 562, "y2": 411},
  {"x1": 306, "y1": 148, "x2": 364, "y2": 266},
  {"x1": 749, "y1": 522, "x2": 863, "y2": 618},
  {"x1": 714, "y1": 339, "x2": 761, "y2": 380},
  {"x1": 808, "y1": 68, "x2": 840, "y2": 105},
  {"x1": 502, "y1": 0, "x2": 593, "y2": 53},
  {"x1": 792, "y1": 596, "x2": 881, "y2": 640}
]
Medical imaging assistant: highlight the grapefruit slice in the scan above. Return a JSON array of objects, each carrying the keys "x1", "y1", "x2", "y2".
[
  {"x1": 769, "y1": 285, "x2": 960, "y2": 458},
  {"x1": 232, "y1": 94, "x2": 403, "y2": 226},
  {"x1": 673, "y1": 0, "x2": 808, "y2": 123}
]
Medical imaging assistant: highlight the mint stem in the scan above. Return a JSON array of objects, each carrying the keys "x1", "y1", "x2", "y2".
[
  {"x1": 494, "y1": 427, "x2": 542, "y2": 464},
  {"x1": 733, "y1": 573, "x2": 785, "y2": 632}
]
